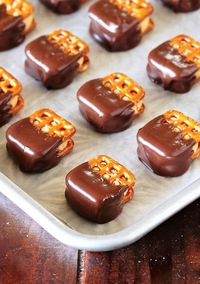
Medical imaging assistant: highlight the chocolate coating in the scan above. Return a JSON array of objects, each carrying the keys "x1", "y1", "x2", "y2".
[
  {"x1": 77, "y1": 78, "x2": 134, "y2": 133},
  {"x1": 40, "y1": 0, "x2": 81, "y2": 14},
  {"x1": 88, "y1": 0, "x2": 141, "y2": 51},
  {"x1": 147, "y1": 41, "x2": 198, "y2": 93},
  {"x1": 161, "y1": 0, "x2": 200, "y2": 12},
  {"x1": 65, "y1": 162, "x2": 128, "y2": 223},
  {"x1": 6, "y1": 118, "x2": 63, "y2": 173},
  {"x1": 0, "y1": 90, "x2": 12, "y2": 127},
  {"x1": 137, "y1": 115, "x2": 195, "y2": 177},
  {"x1": 25, "y1": 36, "x2": 80, "y2": 89},
  {"x1": 0, "y1": 4, "x2": 25, "y2": 51}
]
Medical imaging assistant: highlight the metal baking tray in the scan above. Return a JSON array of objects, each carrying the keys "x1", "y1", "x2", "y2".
[{"x1": 0, "y1": 0, "x2": 200, "y2": 251}]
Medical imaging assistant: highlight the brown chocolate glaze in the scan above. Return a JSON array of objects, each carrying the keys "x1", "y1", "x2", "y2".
[
  {"x1": 0, "y1": 90, "x2": 12, "y2": 127},
  {"x1": 40, "y1": 0, "x2": 81, "y2": 14},
  {"x1": 6, "y1": 118, "x2": 63, "y2": 173},
  {"x1": 137, "y1": 115, "x2": 195, "y2": 177},
  {"x1": 161, "y1": 0, "x2": 200, "y2": 12},
  {"x1": 147, "y1": 40, "x2": 198, "y2": 93},
  {"x1": 0, "y1": 4, "x2": 25, "y2": 51},
  {"x1": 89, "y1": 0, "x2": 141, "y2": 51},
  {"x1": 77, "y1": 79, "x2": 134, "y2": 133},
  {"x1": 25, "y1": 36, "x2": 81, "y2": 89},
  {"x1": 65, "y1": 162, "x2": 128, "y2": 223}
]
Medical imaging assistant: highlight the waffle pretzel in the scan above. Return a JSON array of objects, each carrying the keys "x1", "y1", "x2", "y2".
[
  {"x1": 110, "y1": 0, "x2": 153, "y2": 21},
  {"x1": 30, "y1": 109, "x2": 76, "y2": 157},
  {"x1": 102, "y1": 73, "x2": 145, "y2": 115},
  {"x1": 89, "y1": 155, "x2": 135, "y2": 203},
  {"x1": 163, "y1": 110, "x2": 200, "y2": 159},
  {"x1": 170, "y1": 35, "x2": 200, "y2": 69},
  {"x1": 0, "y1": 0, "x2": 36, "y2": 33},
  {"x1": 48, "y1": 30, "x2": 89, "y2": 72},
  {"x1": 0, "y1": 67, "x2": 23, "y2": 114}
]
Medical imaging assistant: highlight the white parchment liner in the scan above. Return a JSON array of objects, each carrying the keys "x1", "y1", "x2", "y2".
[{"x1": 0, "y1": 0, "x2": 200, "y2": 236}]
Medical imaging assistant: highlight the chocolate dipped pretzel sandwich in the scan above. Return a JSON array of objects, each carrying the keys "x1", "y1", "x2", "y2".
[
  {"x1": 6, "y1": 109, "x2": 76, "y2": 173},
  {"x1": 137, "y1": 110, "x2": 200, "y2": 177},
  {"x1": 0, "y1": 67, "x2": 23, "y2": 127},
  {"x1": 65, "y1": 155, "x2": 135, "y2": 223},
  {"x1": 77, "y1": 73, "x2": 145, "y2": 133},
  {"x1": 40, "y1": 0, "x2": 84, "y2": 14},
  {"x1": 0, "y1": 0, "x2": 35, "y2": 51},
  {"x1": 88, "y1": 0, "x2": 154, "y2": 51},
  {"x1": 160, "y1": 0, "x2": 200, "y2": 12},
  {"x1": 25, "y1": 29, "x2": 89, "y2": 89},
  {"x1": 147, "y1": 35, "x2": 200, "y2": 93}
]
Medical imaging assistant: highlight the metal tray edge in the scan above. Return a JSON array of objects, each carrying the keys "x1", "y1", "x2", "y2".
[{"x1": 0, "y1": 172, "x2": 199, "y2": 251}]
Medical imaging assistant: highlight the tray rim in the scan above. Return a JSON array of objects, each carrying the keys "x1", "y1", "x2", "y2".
[{"x1": 0, "y1": 172, "x2": 199, "y2": 251}]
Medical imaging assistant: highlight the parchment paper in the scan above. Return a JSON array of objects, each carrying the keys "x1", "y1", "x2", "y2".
[{"x1": 0, "y1": 0, "x2": 200, "y2": 235}]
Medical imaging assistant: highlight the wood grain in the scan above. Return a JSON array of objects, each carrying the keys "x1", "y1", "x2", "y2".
[
  {"x1": 0, "y1": 193, "x2": 199, "y2": 284},
  {"x1": 0, "y1": 194, "x2": 78, "y2": 284}
]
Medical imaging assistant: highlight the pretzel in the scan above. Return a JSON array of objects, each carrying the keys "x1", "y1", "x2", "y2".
[
  {"x1": 48, "y1": 30, "x2": 89, "y2": 72},
  {"x1": 88, "y1": 155, "x2": 135, "y2": 203},
  {"x1": 110, "y1": 0, "x2": 153, "y2": 21},
  {"x1": 170, "y1": 35, "x2": 200, "y2": 69},
  {"x1": 102, "y1": 73, "x2": 145, "y2": 115},
  {"x1": 0, "y1": 0, "x2": 33, "y2": 18},
  {"x1": 30, "y1": 109, "x2": 76, "y2": 157},
  {"x1": 0, "y1": 67, "x2": 23, "y2": 115},
  {"x1": 163, "y1": 110, "x2": 200, "y2": 159}
]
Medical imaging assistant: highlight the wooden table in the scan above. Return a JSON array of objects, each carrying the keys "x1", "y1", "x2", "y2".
[{"x1": 0, "y1": 194, "x2": 199, "y2": 284}]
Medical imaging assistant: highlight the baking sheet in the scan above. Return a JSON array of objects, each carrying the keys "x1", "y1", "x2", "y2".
[{"x1": 0, "y1": 0, "x2": 200, "y2": 245}]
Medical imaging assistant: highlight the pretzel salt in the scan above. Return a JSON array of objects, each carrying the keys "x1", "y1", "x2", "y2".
[
  {"x1": 89, "y1": 155, "x2": 135, "y2": 203},
  {"x1": 170, "y1": 35, "x2": 200, "y2": 70},
  {"x1": 102, "y1": 73, "x2": 145, "y2": 115},
  {"x1": 30, "y1": 109, "x2": 76, "y2": 157},
  {"x1": 163, "y1": 110, "x2": 200, "y2": 159},
  {"x1": 110, "y1": 0, "x2": 153, "y2": 20},
  {"x1": 0, "y1": 0, "x2": 35, "y2": 33},
  {"x1": 48, "y1": 30, "x2": 89, "y2": 72},
  {"x1": 0, "y1": 67, "x2": 23, "y2": 114}
]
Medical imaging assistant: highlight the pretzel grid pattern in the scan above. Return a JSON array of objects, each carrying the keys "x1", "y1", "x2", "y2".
[
  {"x1": 102, "y1": 73, "x2": 144, "y2": 106},
  {"x1": 110, "y1": 0, "x2": 153, "y2": 20},
  {"x1": 163, "y1": 110, "x2": 200, "y2": 159},
  {"x1": 48, "y1": 30, "x2": 89, "y2": 57},
  {"x1": 0, "y1": 67, "x2": 22, "y2": 96},
  {"x1": 170, "y1": 35, "x2": 200, "y2": 68},
  {"x1": 0, "y1": 0, "x2": 33, "y2": 18},
  {"x1": 30, "y1": 109, "x2": 75, "y2": 141},
  {"x1": 89, "y1": 155, "x2": 135, "y2": 203}
]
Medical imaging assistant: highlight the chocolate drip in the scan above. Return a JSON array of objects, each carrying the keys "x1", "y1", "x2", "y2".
[
  {"x1": 25, "y1": 36, "x2": 80, "y2": 89},
  {"x1": 89, "y1": 0, "x2": 141, "y2": 51},
  {"x1": 77, "y1": 79, "x2": 134, "y2": 133},
  {"x1": 0, "y1": 4, "x2": 25, "y2": 51},
  {"x1": 6, "y1": 118, "x2": 63, "y2": 173},
  {"x1": 0, "y1": 90, "x2": 12, "y2": 127},
  {"x1": 65, "y1": 162, "x2": 128, "y2": 223},
  {"x1": 161, "y1": 0, "x2": 200, "y2": 12},
  {"x1": 40, "y1": 0, "x2": 81, "y2": 14},
  {"x1": 137, "y1": 115, "x2": 195, "y2": 177},
  {"x1": 147, "y1": 41, "x2": 198, "y2": 93}
]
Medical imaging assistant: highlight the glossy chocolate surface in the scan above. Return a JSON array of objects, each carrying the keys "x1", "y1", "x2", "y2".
[
  {"x1": 161, "y1": 0, "x2": 200, "y2": 12},
  {"x1": 40, "y1": 0, "x2": 81, "y2": 14},
  {"x1": 137, "y1": 115, "x2": 195, "y2": 177},
  {"x1": 0, "y1": 90, "x2": 12, "y2": 127},
  {"x1": 147, "y1": 40, "x2": 198, "y2": 93},
  {"x1": 6, "y1": 118, "x2": 63, "y2": 173},
  {"x1": 0, "y1": 4, "x2": 25, "y2": 51},
  {"x1": 65, "y1": 162, "x2": 128, "y2": 223},
  {"x1": 89, "y1": 0, "x2": 141, "y2": 51},
  {"x1": 25, "y1": 36, "x2": 80, "y2": 89},
  {"x1": 77, "y1": 78, "x2": 134, "y2": 133}
]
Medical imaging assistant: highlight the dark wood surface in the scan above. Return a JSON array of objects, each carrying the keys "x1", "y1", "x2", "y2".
[{"x1": 0, "y1": 193, "x2": 199, "y2": 284}]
